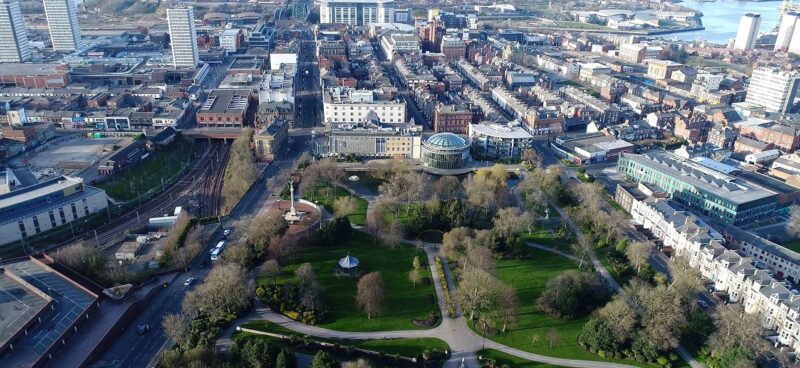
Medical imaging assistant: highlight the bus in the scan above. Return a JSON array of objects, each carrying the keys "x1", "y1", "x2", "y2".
[
  {"x1": 210, "y1": 241, "x2": 227, "y2": 261},
  {"x1": 209, "y1": 241, "x2": 226, "y2": 255}
]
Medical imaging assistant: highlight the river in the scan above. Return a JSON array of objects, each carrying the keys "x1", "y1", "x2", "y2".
[{"x1": 671, "y1": 0, "x2": 783, "y2": 44}]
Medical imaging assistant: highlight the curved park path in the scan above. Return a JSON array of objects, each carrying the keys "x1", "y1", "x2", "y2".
[{"x1": 217, "y1": 178, "x2": 701, "y2": 368}]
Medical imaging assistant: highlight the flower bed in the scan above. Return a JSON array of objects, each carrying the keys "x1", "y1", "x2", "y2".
[{"x1": 436, "y1": 256, "x2": 456, "y2": 318}]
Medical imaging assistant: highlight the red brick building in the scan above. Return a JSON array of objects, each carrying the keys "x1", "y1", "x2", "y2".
[
  {"x1": 739, "y1": 122, "x2": 800, "y2": 153},
  {"x1": 0, "y1": 63, "x2": 70, "y2": 88},
  {"x1": 196, "y1": 89, "x2": 252, "y2": 128},
  {"x1": 433, "y1": 103, "x2": 473, "y2": 134}
]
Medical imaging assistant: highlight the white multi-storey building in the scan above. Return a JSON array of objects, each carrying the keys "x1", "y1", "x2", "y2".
[
  {"x1": 43, "y1": 0, "x2": 81, "y2": 52},
  {"x1": 777, "y1": 12, "x2": 800, "y2": 51},
  {"x1": 219, "y1": 29, "x2": 242, "y2": 53},
  {"x1": 0, "y1": 0, "x2": 30, "y2": 62},
  {"x1": 626, "y1": 193, "x2": 800, "y2": 353},
  {"x1": 167, "y1": 7, "x2": 199, "y2": 68},
  {"x1": 745, "y1": 67, "x2": 800, "y2": 113},
  {"x1": 379, "y1": 33, "x2": 419, "y2": 61},
  {"x1": 733, "y1": 13, "x2": 761, "y2": 51},
  {"x1": 323, "y1": 87, "x2": 405, "y2": 125},
  {"x1": 320, "y1": 0, "x2": 395, "y2": 26}
]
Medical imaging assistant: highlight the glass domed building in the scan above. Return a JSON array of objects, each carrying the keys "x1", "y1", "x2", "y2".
[{"x1": 421, "y1": 133, "x2": 471, "y2": 169}]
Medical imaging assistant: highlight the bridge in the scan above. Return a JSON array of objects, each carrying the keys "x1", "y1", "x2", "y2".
[{"x1": 181, "y1": 128, "x2": 244, "y2": 141}]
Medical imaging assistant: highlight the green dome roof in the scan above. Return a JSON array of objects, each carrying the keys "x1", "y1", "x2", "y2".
[{"x1": 426, "y1": 133, "x2": 467, "y2": 148}]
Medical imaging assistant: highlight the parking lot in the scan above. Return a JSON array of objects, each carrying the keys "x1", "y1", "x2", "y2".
[{"x1": 12, "y1": 135, "x2": 131, "y2": 173}]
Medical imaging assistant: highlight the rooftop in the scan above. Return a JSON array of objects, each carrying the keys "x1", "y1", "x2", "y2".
[
  {"x1": 469, "y1": 122, "x2": 533, "y2": 139},
  {"x1": 621, "y1": 152, "x2": 778, "y2": 205},
  {"x1": 425, "y1": 132, "x2": 469, "y2": 149},
  {"x1": 199, "y1": 89, "x2": 251, "y2": 115}
]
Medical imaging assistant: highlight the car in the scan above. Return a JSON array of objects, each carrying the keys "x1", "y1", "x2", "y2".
[
  {"x1": 697, "y1": 300, "x2": 709, "y2": 309},
  {"x1": 137, "y1": 324, "x2": 150, "y2": 334},
  {"x1": 184, "y1": 277, "x2": 196, "y2": 287},
  {"x1": 222, "y1": 228, "x2": 231, "y2": 237}
]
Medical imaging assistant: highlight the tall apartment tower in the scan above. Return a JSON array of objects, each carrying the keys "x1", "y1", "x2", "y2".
[
  {"x1": 745, "y1": 67, "x2": 800, "y2": 113},
  {"x1": 320, "y1": 0, "x2": 395, "y2": 26},
  {"x1": 167, "y1": 7, "x2": 199, "y2": 68},
  {"x1": 733, "y1": 13, "x2": 761, "y2": 51},
  {"x1": 776, "y1": 12, "x2": 800, "y2": 51},
  {"x1": 0, "y1": 0, "x2": 30, "y2": 62},
  {"x1": 43, "y1": 0, "x2": 81, "y2": 51}
]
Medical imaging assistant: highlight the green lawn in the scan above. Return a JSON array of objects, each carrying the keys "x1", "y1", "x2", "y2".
[
  {"x1": 98, "y1": 137, "x2": 193, "y2": 201},
  {"x1": 258, "y1": 232, "x2": 438, "y2": 331},
  {"x1": 781, "y1": 239, "x2": 800, "y2": 253},
  {"x1": 303, "y1": 183, "x2": 369, "y2": 225},
  {"x1": 481, "y1": 248, "x2": 644, "y2": 366},
  {"x1": 238, "y1": 320, "x2": 448, "y2": 356},
  {"x1": 520, "y1": 223, "x2": 572, "y2": 252},
  {"x1": 478, "y1": 349, "x2": 569, "y2": 368}
]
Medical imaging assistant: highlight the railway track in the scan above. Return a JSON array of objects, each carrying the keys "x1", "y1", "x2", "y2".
[
  {"x1": 200, "y1": 143, "x2": 231, "y2": 217},
  {"x1": 48, "y1": 142, "x2": 225, "y2": 251}
]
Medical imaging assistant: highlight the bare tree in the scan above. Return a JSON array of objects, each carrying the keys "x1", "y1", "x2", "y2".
[
  {"x1": 52, "y1": 242, "x2": 103, "y2": 277},
  {"x1": 570, "y1": 236, "x2": 591, "y2": 269},
  {"x1": 222, "y1": 128, "x2": 258, "y2": 213},
  {"x1": 333, "y1": 196, "x2": 359, "y2": 219},
  {"x1": 493, "y1": 207, "x2": 534, "y2": 239},
  {"x1": 667, "y1": 255, "x2": 703, "y2": 304},
  {"x1": 162, "y1": 313, "x2": 190, "y2": 347},
  {"x1": 441, "y1": 227, "x2": 472, "y2": 261},
  {"x1": 356, "y1": 272, "x2": 385, "y2": 319},
  {"x1": 788, "y1": 206, "x2": 800, "y2": 239},
  {"x1": 409, "y1": 256, "x2": 422, "y2": 288},
  {"x1": 379, "y1": 170, "x2": 425, "y2": 214},
  {"x1": 433, "y1": 175, "x2": 461, "y2": 200},
  {"x1": 457, "y1": 268, "x2": 500, "y2": 320},
  {"x1": 262, "y1": 259, "x2": 281, "y2": 286},
  {"x1": 379, "y1": 219, "x2": 404, "y2": 249},
  {"x1": 598, "y1": 296, "x2": 638, "y2": 345},
  {"x1": 464, "y1": 245, "x2": 495, "y2": 274},
  {"x1": 625, "y1": 241, "x2": 652, "y2": 275},
  {"x1": 182, "y1": 263, "x2": 251, "y2": 321},
  {"x1": 295, "y1": 262, "x2": 316, "y2": 291},
  {"x1": 497, "y1": 285, "x2": 520, "y2": 332},
  {"x1": 222, "y1": 240, "x2": 256, "y2": 267},
  {"x1": 638, "y1": 284, "x2": 687, "y2": 351},
  {"x1": 241, "y1": 211, "x2": 288, "y2": 254},
  {"x1": 521, "y1": 148, "x2": 542, "y2": 168},
  {"x1": 546, "y1": 328, "x2": 561, "y2": 350},
  {"x1": 342, "y1": 359, "x2": 373, "y2": 368},
  {"x1": 708, "y1": 304, "x2": 763, "y2": 360}
]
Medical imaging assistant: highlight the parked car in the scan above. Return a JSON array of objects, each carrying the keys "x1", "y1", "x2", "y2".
[
  {"x1": 697, "y1": 300, "x2": 709, "y2": 309},
  {"x1": 223, "y1": 228, "x2": 232, "y2": 237},
  {"x1": 184, "y1": 278, "x2": 196, "y2": 287},
  {"x1": 137, "y1": 324, "x2": 150, "y2": 334}
]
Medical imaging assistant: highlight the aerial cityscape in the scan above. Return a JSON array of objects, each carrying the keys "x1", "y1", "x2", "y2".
[{"x1": 6, "y1": 0, "x2": 800, "y2": 367}]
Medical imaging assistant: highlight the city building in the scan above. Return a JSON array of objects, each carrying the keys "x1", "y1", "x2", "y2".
[
  {"x1": 323, "y1": 121, "x2": 422, "y2": 158},
  {"x1": 323, "y1": 87, "x2": 405, "y2": 125},
  {"x1": 776, "y1": 12, "x2": 800, "y2": 51},
  {"x1": 738, "y1": 120, "x2": 800, "y2": 153},
  {"x1": 320, "y1": 0, "x2": 395, "y2": 26},
  {"x1": 432, "y1": 103, "x2": 473, "y2": 134},
  {"x1": 745, "y1": 68, "x2": 800, "y2": 113},
  {"x1": 0, "y1": 255, "x2": 102, "y2": 367},
  {"x1": 617, "y1": 152, "x2": 779, "y2": 226},
  {"x1": 253, "y1": 118, "x2": 289, "y2": 162},
  {"x1": 733, "y1": 13, "x2": 761, "y2": 51},
  {"x1": 0, "y1": 176, "x2": 108, "y2": 246},
  {"x1": 219, "y1": 28, "x2": 242, "y2": 52},
  {"x1": 551, "y1": 133, "x2": 634, "y2": 164},
  {"x1": 469, "y1": 122, "x2": 533, "y2": 160},
  {"x1": 379, "y1": 33, "x2": 420, "y2": 61},
  {"x1": 440, "y1": 36, "x2": 466, "y2": 61},
  {"x1": 97, "y1": 139, "x2": 151, "y2": 176},
  {"x1": 0, "y1": 0, "x2": 31, "y2": 63},
  {"x1": 0, "y1": 63, "x2": 70, "y2": 88},
  {"x1": 167, "y1": 7, "x2": 200, "y2": 68},
  {"x1": 618, "y1": 43, "x2": 662, "y2": 64},
  {"x1": 43, "y1": 0, "x2": 81, "y2": 52},
  {"x1": 646, "y1": 60, "x2": 683, "y2": 80},
  {"x1": 270, "y1": 47, "x2": 297, "y2": 70},
  {"x1": 196, "y1": 89, "x2": 252, "y2": 128},
  {"x1": 421, "y1": 132, "x2": 470, "y2": 170}
]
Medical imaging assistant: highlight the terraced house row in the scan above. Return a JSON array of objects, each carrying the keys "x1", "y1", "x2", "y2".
[{"x1": 622, "y1": 191, "x2": 800, "y2": 351}]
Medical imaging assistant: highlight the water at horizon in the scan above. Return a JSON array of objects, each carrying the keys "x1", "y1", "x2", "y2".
[{"x1": 670, "y1": 0, "x2": 782, "y2": 44}]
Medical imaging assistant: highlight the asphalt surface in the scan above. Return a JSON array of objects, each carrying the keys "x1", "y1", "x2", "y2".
[
  {"x1": 91, "y1": 135, "x2": 311, "y2": 368},
  {"x1": 295, "y1": 31, "x2": 320, "y2": 128}
]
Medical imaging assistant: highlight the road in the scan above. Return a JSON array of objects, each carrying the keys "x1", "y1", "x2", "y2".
[
  {"x1": 91, "y1": 134, "x2": 312, "y2": 368},
  {"x1": 295, "y1": 31, "x2": 321, "y2": 128}
]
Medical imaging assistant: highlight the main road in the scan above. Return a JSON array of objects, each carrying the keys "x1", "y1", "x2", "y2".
[{"x1": 91, "y1": 134, "x2": 312, "y2": 368}]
